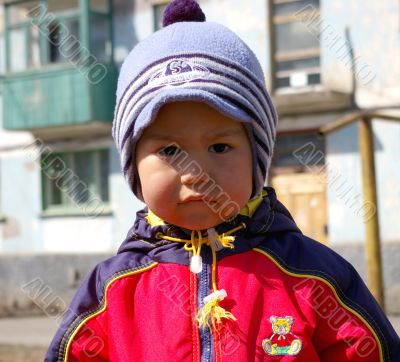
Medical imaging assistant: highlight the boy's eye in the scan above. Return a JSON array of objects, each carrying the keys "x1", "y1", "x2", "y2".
[
  {"x1": 158, "y1": 145, "x2": 181, "y2": 157},
  {"x1": 209, "y1": 143, "x2": 231, "y2": 153}
]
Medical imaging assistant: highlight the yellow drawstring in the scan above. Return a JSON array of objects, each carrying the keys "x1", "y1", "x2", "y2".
[{"x1": 157, "y1": 223, "x2": 246, "y2": 330}]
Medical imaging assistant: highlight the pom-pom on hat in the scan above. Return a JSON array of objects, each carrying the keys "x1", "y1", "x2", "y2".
[
  {"x1": 113, "y1": 0, "x2": 278, "y2": 202},
  {"x1": 163, "y1": 0, "x2": 206, "y2": 27}
]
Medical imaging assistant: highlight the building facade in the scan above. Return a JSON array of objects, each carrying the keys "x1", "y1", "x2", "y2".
[{"x1": 0, "y1": 0, "x2": 399, "y2": 314}]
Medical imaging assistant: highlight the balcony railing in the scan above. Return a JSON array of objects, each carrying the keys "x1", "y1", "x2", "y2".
[{"x1": 3, "y1": 63, "x2": 117, "y2": 130}]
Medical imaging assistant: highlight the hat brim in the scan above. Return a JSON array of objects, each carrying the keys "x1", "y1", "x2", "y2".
[{"x1": 132, "y1": 88, "x2": 253, "y2": 142}]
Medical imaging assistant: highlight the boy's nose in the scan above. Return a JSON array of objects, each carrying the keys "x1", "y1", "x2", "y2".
[{"x1": 180, "y1": 163, "x2": 210, "y2": 186}]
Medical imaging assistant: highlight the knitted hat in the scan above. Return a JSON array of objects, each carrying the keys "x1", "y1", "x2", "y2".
[{"x1": 112, "y1": 0, "x2": 278, "y2": 201}]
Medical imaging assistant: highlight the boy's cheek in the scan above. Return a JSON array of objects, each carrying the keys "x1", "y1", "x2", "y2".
[
  {"x1": 141, "y1": 176, "x2": 165, "y2": 201},
  {"x1": 143, "y1": 178, "x2": 175, "y2": 200}
]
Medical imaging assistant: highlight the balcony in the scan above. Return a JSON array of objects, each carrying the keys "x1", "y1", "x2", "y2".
[
  {"x1": 3, "y1": 64, "x2": 117, "y2": 131},
  {"x1": 2, "y1": 0, "x2": 116, "y2": 135}
]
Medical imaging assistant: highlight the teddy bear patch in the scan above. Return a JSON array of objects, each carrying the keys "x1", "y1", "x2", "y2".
[{"x1": 262, "y1": 316, "x2": 302, "y2": 356}]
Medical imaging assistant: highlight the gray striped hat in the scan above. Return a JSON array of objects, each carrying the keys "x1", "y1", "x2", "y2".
[{"x1": 112, "y1": 0, "x2": 278, "y2": 202}]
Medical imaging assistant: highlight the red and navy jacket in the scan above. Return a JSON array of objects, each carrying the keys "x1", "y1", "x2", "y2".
[{"x1": 45, "y1": 187, "x2": 400, "y2": 361}]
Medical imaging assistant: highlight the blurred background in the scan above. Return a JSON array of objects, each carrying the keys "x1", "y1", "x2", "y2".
[{"x1": 0, "y1": 0, "x2": 399, "y2": 360}]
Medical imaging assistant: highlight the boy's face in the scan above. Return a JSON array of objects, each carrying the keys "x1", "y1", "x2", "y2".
[{"x1": 136, "y1": 101, "x2": 253, "y2": 230}]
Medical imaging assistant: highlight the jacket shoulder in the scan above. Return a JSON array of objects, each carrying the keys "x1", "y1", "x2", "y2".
[
  {"x1": 45, "y1": 252, "x2": 157, "y2": 361},
  {"x1": 256, "y1": 232, "x2": 400, "y2": 361},
  {"x1": 259, "y1": 231, "x2": 355, "y2": 289}
]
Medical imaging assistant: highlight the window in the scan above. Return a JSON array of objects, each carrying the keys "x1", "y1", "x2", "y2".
[
  {"x1": 7, "y1": 1, "x2": 40, "y2": 71},
  {"x1": 5, "y1": 0, "x2": 79, "y2": 71},
  {"x1": 153, "y1": 3, "x2": 168, "y2": 31},
  {"x1": 272, "y1": 0, "x2": 321, "y2": 90},
  {"x1": 90, "y1": 0, "x2": 110, "y2": 13},
  {"x1": 90, "y1": 0, "x2": 112, "y2": 63},
  {"x1": 91, "y1": 14, "x2": 112, "y2": 62},
  {"x1": 4, "y1": 0, "x2": 112, "y2": 72},
  {"x1": 41, "y1": 149, "x2": 109, "y2": 212},
  {"x1": 272, "y1": 133, "x2": 325, "y2": 169}
]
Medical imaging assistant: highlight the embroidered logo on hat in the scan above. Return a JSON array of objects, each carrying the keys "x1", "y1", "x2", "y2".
[{"x1": 148, "y1": 59, "x2": 210, "y2": 87}]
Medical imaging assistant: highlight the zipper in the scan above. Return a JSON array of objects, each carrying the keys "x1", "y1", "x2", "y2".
[{"x1": 198, "y1": 261, "x2": 214, "y2": 362}]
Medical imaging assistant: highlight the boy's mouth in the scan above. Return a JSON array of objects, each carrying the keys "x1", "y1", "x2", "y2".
[
  {"x1": 180, "y1": 195, "x2": 218, "y2": 204},
  {"x1": 180, "y1": 195, "x2": 206, "y2": 203}
]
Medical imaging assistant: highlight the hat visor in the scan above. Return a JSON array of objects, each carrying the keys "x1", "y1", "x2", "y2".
[{"x1": 132, "y1": 88, "x2": 253, "y2": 142}]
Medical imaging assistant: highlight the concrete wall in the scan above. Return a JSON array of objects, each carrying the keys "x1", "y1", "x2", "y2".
[
  {"x1": 0, "y1": 254, "x2": 111, "y2": 317},
  {"x1": 326, "y1": 119, "x2": 400, "y2": 244},
  {"x1": 0, "y1": 6, "x2": 3, "y2": 74},
  {"x1": 321, "y1": 0, "x2": 400, "y2": 107},
  {"x1": 200, "y1": 0, "x2": 271, "y2": 86},
  {"x1": 1, "y1": 147, "x2": 42, "y2": 252},
  {"x1": 0, "y1": 141, "x2": 143, "y2": 253}
]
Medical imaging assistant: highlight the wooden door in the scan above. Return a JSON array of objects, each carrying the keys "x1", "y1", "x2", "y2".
[{"x1": 271, "y1": 172, "x2": 328, "y2": 244}]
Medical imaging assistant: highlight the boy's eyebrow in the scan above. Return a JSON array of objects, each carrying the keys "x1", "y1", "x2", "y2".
[
  {"x1": 204, "y1": 128, "x2": 244, "y2": 140},
  {"x1": 143, "y1": 134, "x2": 176, "y2": 141},
  {"x1": 144, "y1": 128, "x2": 244, "y2": 141}
]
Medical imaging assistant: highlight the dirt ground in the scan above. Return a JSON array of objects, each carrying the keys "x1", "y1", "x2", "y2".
[{"x1": 0, "y1": 345, "x2": 46, "y2": 362}]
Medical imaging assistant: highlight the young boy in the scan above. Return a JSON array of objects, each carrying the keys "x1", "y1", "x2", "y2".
[{"x1": 45, "y1": 0, "x2": 400, "y2": 361}]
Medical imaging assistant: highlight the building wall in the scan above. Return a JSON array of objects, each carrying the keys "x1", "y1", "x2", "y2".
[
  {"x1": 0, "y1": 6, "x2": 3, "y2": 74},
  {"x1": 201, "y1": 0, "x2": 271, "y2": 86},
  {"x1": 326, "y1": 119, "x2": 400, "y2": 244},
  {"x1": 373, "y1": 120, "x2": 400, "y2": 241},
  {"x1": 321, "y1": 0, "x2": 400, "y2": 107},
  {"x1": 1, "y1": 146, "x2": 42, "y2": 252},
  {"x1": 0, "y1": 141, "x2": 143, "y2": 253},
  {"x1": 0, "y1": 0, "x2": 3, "y2": 240}
]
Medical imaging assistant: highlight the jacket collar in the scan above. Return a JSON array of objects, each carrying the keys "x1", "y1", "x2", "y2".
[{"x1": 117, "y1": 187, "x2": 301, "y2": 265}]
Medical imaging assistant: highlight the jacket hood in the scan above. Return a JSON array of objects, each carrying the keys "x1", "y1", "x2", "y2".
[{"x1": 117, "y1": 187, "x2": 301, "y2": 265}]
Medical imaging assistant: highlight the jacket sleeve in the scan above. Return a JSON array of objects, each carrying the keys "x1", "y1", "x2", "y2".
[
  {"x1": 44, "y1": 262, "x2": 110, "y2": 362},
  {"x1": 63, "y1": 315, "x2": 109, "y2": 361},
  {"x1": 309, "y1": 263, "x2": 400, "y2": 361}
]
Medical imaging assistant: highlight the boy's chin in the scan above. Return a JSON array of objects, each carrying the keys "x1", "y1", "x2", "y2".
[
  {"x1": 171, "y1": 215, "x2": 226, "y2": 231},
  {"x1": 181, "y1": 222, "x2": 222, "y2": 231},
  {"x1": 176, "y1": 212, "x2": 240, "y2": 231},
  {"x1": 160, "y1": 204, "x2": 240, "y2": 231}
]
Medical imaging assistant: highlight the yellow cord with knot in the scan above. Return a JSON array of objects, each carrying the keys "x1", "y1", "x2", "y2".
[{"x1": 157, "y1": 223, "x2": 246, "y2": 329}]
